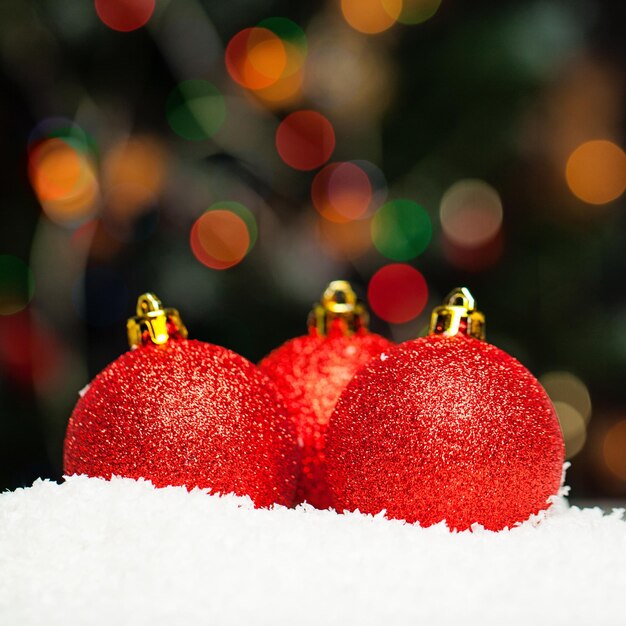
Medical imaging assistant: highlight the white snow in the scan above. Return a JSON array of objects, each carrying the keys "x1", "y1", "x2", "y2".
[{"x1": 1, "y1": 475, "x2": 625, "y2": 625}]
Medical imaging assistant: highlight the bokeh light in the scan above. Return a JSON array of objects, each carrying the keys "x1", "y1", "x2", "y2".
[
  {"x1": 540, "y1": 371, "x2": 592, "y2": 423},
  {"x1": 341, "y1": 0, "x2": 402, "y2": 34},
  {"x1": 312, "y1": 162, "x2": 372, "y2": 222},
  {"x1": 317, "y1": 217, "x2": 372, "y2": 260},
  {"x1": 371, "y1": 199, "x2": 432, "y2": 261},
  {"x1": 28, "y1": 137, "x2": 99, "y2": 226},
  {"x1": 226, "y1": 19, "x2": 308, "y2": 106},
  {"x1": 368, "y1": 264, "x2": 428, "y2": 324},
  {"x1": 275, "y1": 110, "x2": 335, "y2": 171},
  {"x1": 565, "y1": 140, "x2": 626, "y2": 205},
  {"x1": 440, "y1": 179, "x2": 503, "y2": 248},
  {"x1": 398, "y1": 0, "x2": 442, "y2": 25},
  {"x1": 257, "y1": 17, "x2": 307, "y2": 78},
  {"x1": 226, "y1": 27, "x2": 287, "y2": 90},
  {"x1": 166, "y1": 81, "x2": 226, "y2": 141},
  {"x1": 603, "y1": 420, "x2": 626, "y2": 481},
  {"x1": 0, "y1": 256, "x2": 35, "y2": 316},
  {"x1": 94, "y1": 0, "x2": 155, "y2": 32},
  {"x1": 207, "y1": 201, "x2": 258, "y2": 251},
  {"x1": 541, "y1": 371, "x2": 591, "y2": 459},
  {"x1": 190, "y1": 205, "x2": 255, "y2": 270},
  {"x1": 102, "y1": 135, "x2": 167, "y2": 216},
  {"x1": 553, "y1": 401, "x2": 587, "y2": 459}
]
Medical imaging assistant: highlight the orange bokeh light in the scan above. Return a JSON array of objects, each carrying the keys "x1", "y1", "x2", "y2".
[
  {"x1": 341, "y1": 0, "x2": 403, "y2": 34},
  {"x1": 251, "y1": 69, "x2": 304, "y2": 107},
  {"x1": 566, "y1": 140, "x2": 626, "y2": 205},
  {"x1": 275, "y1": 110, "x2": 335, "y2": 171},
  {"x1": 312, "y1": 162, "x2": 372, "y2": 222},
  {"x1": 190, "y1": 210, "x2": 250, "y2": 270},
  {"x1": 226, "y1": 28, "x2": 287, "y2": 91},
  {"x1": 28, "y1": 138, "x2": 99, "y2": 225},
  {"x1": 103, "y1": 136, "x2": 167, "y2": 216}
]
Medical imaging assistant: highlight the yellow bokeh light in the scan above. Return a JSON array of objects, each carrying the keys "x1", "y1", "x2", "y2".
[
  {"x1": 540, "y1": 371, "x2": 592, "y2": 424},
  {"x1": 553, "y1": 401, "x2": 587, "y2": 459},
  {"x1": 566, "y1": 140, "x2": 626, "y2": 205},
  {"x1": 341, "y1": 0, "x2": 403, "y2": 34}
]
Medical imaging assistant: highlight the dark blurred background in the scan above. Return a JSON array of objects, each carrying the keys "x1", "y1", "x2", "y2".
[{"x1": 1, "y1": 0, "x2": 625, "y2": 501}]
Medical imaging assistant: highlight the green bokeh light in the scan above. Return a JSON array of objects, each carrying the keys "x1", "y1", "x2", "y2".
[
  {"x1": 0, "y1": 255, "x2": 35, "y2": 316},
  {"x1": 166, "y1": 80, "x2": 226, "y2": 141},
  {"x1": 371, "y1": 199, "x2": 432, "y2": 261},
  {"x1": 206, "y1": 201, "x2": 258, "y2": 253}
]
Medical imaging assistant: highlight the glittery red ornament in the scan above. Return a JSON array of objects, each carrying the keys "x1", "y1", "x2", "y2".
[
  {"x1": 326, "y1": 288, "x2": 565, "y2": 531},
  {"x1": 260, "y1": 281, "x2": 393, "y2": 509},
  {"x1": 64, "y1": 293, "x2": 298, "y2": 507}
]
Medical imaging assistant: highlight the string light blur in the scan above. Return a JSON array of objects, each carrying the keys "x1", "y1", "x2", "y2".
[
  {"x1": 371, "y1": 199, "x2": 432, "y2": 261},
  {"x1": 565, "y1": 140, "x2": 626, "y2": 205},
  {"x1": 368, "y1": 264, "x2": 428, "y2": 324},
  {"x1": 0, "y1": 256, "x2": 35, "y2": 316},
  {"x1": 94, "y1": 0, "x2": 155, "y2": 32},
  {"x1": 312, "y1": 162, "x2": 372, "y2": 222},
  {"x1": 28, "y1": 137, "x2": 99, "y2": 226},
  {"x1": 190, "y1": 203, "x2": 256, "y2": 270},
  {"x1": 275, "y1": 110, "x2": 335, "y2": 171},
  {"x1": 341, "y1": 0, "x2": 402, "y2": 34},
  {"x1": 166, "y1": 81, "x2": 226, "y2": 141}
]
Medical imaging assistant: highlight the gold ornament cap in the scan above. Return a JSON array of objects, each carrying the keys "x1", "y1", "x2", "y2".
[
  {"x1": 126, "y1": 292, "x2": 188, "y2": 348},
  {"x1": 308, "y1": 280, "x2": 369, "y2": 336},
  {"x1": 428, "y1": 287, "x2": 485, "y2": 340}
]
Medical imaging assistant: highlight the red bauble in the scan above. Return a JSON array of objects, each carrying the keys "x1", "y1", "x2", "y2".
[
  {"x1": 259, "y1": 282, "x2": 393, "y2": 509},
  {"x1": 326, "y1": 290, "x2": 565, "y2": 531},
  {"x1": 64, "y1": 294, "x2": 298, "y2": 507}
]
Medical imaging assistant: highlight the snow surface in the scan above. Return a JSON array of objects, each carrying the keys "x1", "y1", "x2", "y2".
[{"x1": 1, "y1": 476, "x2": 625, "y2": 626}]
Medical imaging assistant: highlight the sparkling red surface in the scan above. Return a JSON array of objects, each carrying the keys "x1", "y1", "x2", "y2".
[
  {"x1": 64, "y1": 339, "x2": 298, "y2": 507},
  {"x1": 259, "y1": 323, "x2": 392, "y2": 509},
  {"x1": 326, "y1": 334, "x2": 565, "y2": 530}
]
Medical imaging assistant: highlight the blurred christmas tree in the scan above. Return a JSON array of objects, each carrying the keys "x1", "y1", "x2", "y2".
[{"x1": 1, "y1": 0, "x2": 625, "y2": 500}]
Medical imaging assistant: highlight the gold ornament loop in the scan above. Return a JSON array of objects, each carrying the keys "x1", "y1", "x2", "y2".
[
  {"x1": 126, "y1": 292, "x2": 188, "y2": 348},
  {"x1": 428, "y1": 287, "x2": 486, "y2": 340},
  {"x1": 308, "y1": 280, "x2": 369, "y2": 336}
]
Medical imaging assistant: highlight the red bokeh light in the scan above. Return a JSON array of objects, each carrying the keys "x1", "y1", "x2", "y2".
[
  {"x1": 225, "y1": 28, "x2": 287, "y2": 91},
  {"x1": 275, "y1": 110, "x2": 335, "y2": 171},
  {"x1": 367, "y1": 264, "x2": 428, "y2": 324},
  {"x1": 94, "y1": 0, "x2": 155, "y2": 32}
]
